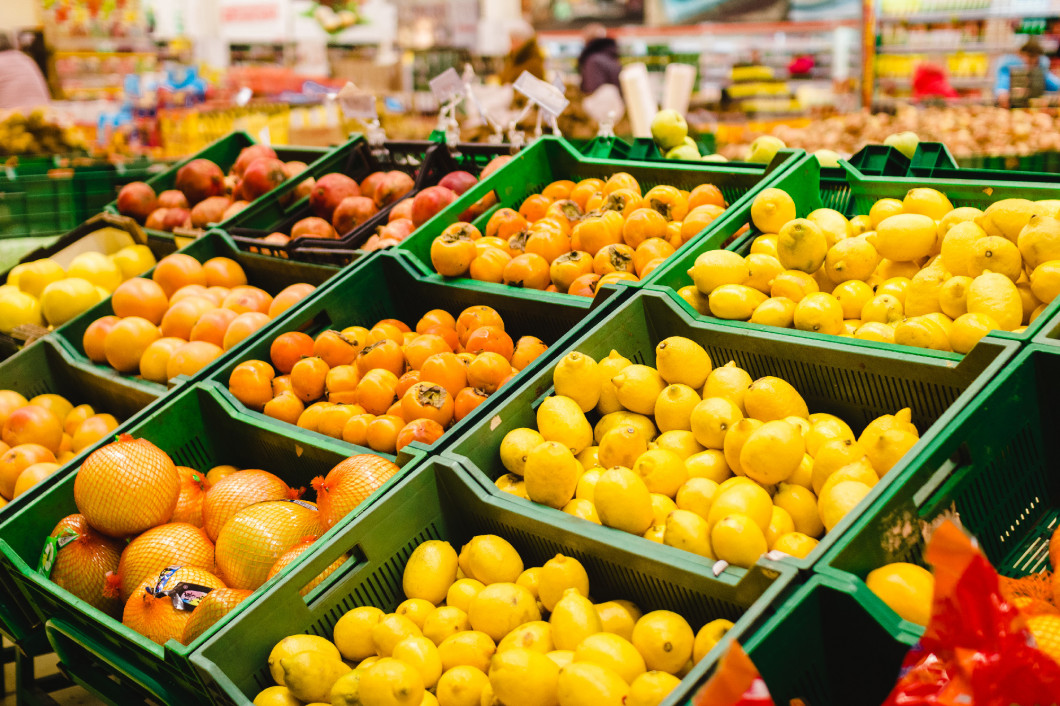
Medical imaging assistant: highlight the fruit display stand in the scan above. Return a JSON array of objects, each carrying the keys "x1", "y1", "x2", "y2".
[
  {"x1": 222, "y1": 139, "x2": 515, "y2": 264},
  {"x1": 0, "y1": 382, "x2": 427, "y2": 705},
  {"x1": 816, "y1": 343, "x2": 1060, "y2": 629},
  {"x1": 50, "y1": 230, "x2": 340, "y2": 403},
  {"x1": 644, "y1": 155, "x2": 1060, "y2": 360},
  {"x1": 190, "y1": 457, "x2": 797, "y2": 706},
  {"x1": 442, "y1": 289, "x2": 1017, "y2": 576},
  {"x1": 395, "y1": 138, "x2": 805, "y2": 290},
  {"x1": 102, "y1": 132, "x2": 329, "y2": 246}
]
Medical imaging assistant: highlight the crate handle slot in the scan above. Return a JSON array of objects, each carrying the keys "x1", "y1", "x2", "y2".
[
  {"x1": 45, "y1": 618, "x2": 179, "y2": 705},
  {"x1": 913, "y1": 454, "x2": 964, "y2": 509},
  {"x1": 302, "y1": 543, "x2": 368, "y2": 608}
]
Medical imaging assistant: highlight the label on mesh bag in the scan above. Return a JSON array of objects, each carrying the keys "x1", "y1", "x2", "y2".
[
  {"x1": 37, "y1": 529, "x2": 80, "y2": 577},
  {"x1": 284, "y1": 499, "x2": 317, "y2": 510},
  {"x1": 151, "y1": 566, "x2": 216, "y2": 612}
]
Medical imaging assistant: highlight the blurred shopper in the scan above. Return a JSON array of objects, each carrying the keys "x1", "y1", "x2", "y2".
[
  {"x1": 499, "y1": 20, "x2": 546, "y2": 85},
  {"x1": 996, "y1": 38, "x2": 1060, "y2": 108},
  {"x1": 0, "y1": 33, "x2": 51, "y2": 109},
  {"x1": 578, "y1": 23, "x2": 621, "y2": 94}
]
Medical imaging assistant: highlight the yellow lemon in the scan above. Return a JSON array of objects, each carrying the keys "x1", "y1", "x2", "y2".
[
  {"x1": 539, "y1": 554, "x2": 590, "y2": 612},
  {"x1": 642, "y1": 525, "x2": 665, "y2": 543},
  {"x1": 721, "y1": 418, "x2": 763, "y2": 477},
  {"x1": 874, "y1": 259, "x2": 920, "y2": 283},
  {"x1": 701, "y1": 362, "x2": 753, "y2": 414},
  {"x1": 937, "y1": 206, "x2": 983, "y2": 238},
  {"x1": 650, "y1": 494, "x2": 676, "y2": 525},
  {"x1": 710, "y1": 512, "x2": 768, "y2": 568},
  {"x1": 655, "y1": 336, "x2": 712, "y2": 388},
  {"x1": 687, "y1": 250, "x2": 749, "y2": 295},
  {"x1": 803, "y1": 416, "x2": 855, "y2": 457},
  {"x1": 894, "y1": 316, "x2": 952, "y2": 351},
  {"x1": 902, "y1": 187, "x2": 952, "y2": 221},
  {"x1": 331, "y1": 606, "x2": 384, "y2": 662},
  {"x1": 627, "y1": 672, "x2": 681, "y2": 706},
  {"x1": 818, "y1": 459, "x2": 878, "y2": 498},
  {"x1": 849, "y1": 214, "x2": 874, "y2": 234},
  {"x1": 423, "y1": 607, "x2": 471, "y2": 647},
  {"x1": 690, "y1": 396, "x2": 744, "y2": 450},
  {"x1": 497, "y1": 621, "x2": 555, "y2": 655},
  {"x1": 281, "y1": 651, "x2": 351, "y2": 705},
  {"x1": 573, "y1": 632, "x2": 646, "y2": 684},
  {"x1": 597, "y1": 351, "x2": 633, "y2": 416},
  {"x1": 749, "y1": 234, "x2": 779, "y2": 257},
  {"x1": 17, "y1": 258, "x2": 65, "y2": 299},
  {"x1": 863, "y1": 428, "x2": 919, "y2": 477},
  {"x1": 403, "y1": 540, "x2": 459, "y2": 606},
  {"x1": 744, "y1": 376, "x2": 809, "y2": 421},
  {"x1": 771, "y1": 531, "x2": 819, "y2": 559},
  {"x1": 939, "y1": 220, "x2": 987, "y2": 277},
  {"x1": 593, "y1": 467, "x2": 654, "y2": 535},
  {"x1": 359, "y1": 658, "x2": 423, "y2": 706},
  {"x1": 631, "y1": 612, "x2": 694, "y2": 675},
  {"x1": 438, "y1": 631, "x2": 495, "y2": 673},
  {"x1": 547, "y1": 651, "x2": 575, "y2": 669},
  {"x1": 773, "y1": 483, "x2": 825, "y2": 538},
  {"x1": 675, "y1": 285, "x2": 711, "y2": 315},
  {"x1": 745, "y1": 254, "x2": 785, "y2": 294},
  {"x1": 807, "y1": 208, "x2": 851, "y2": 247},
  {"x1": 770, "y1": 269, "x2": 819, "y2": 303},
  {"x1": 563, "y1": 499, "x2": 601, "y2": 524},
  {"x1": 463, "y1": 535, "x2": 524, "y2": 584},
  {"x1": 551, "y1": 588, "x2": 603, "y2": 651},
  {"x1": 861, "y1": 294, "x2": 904, "y2": 324},
  {"x1": 1017, "y1": 214, "x2": 1060, "y2": 270},
  {"x1": 254, "y1": 686, "x2": 301, "y2": 706},
  {"x1": 576, "y1": 446, "x2": 600, "y2": 469},
  {"x1": 633, "y1": 449, "x2": 688, "y2": 497},
  {"x1": 496, "y1": 475, "x2": 529, "y2": 500},
  {"x1": 398, "y1": 599, "x2": 439, "y2": 630},
  {"x1": 949, "y1": 312, "x2": 999, "y2": 354},
  {"x1": 538, "y1": 396, "x2": 593, "y2": 455},
  {"x1": 501, "y1": 429, "x2": 546, "y2": 477},
  {"x1": 708, "y1": 284, "x2": 768, "y2": 320},
  {"x1": 692, "y1": 619, "x2": 734, "y2": 665},
  {"x1": 705, "y1": 477, "x2": 772, "y2": 532},
  {"x1": 447, "y1": 579, "x2": 486, "y2": 614},
  {"x1": 437, "y1": 666, "x2": 491, "y2": 706},
  {"x1": 575, "y1": 468, "x2": 602, "y2": 502},
  {"x1": 373, "y1": 615, "x2": 423, "y2": 658},
  {"x1": 468, "y1": 583, "x2": 540, "y2": 642},
  {"x1": 739, "y1": 420, "x2": 805, "y2": 485},
  {"x1": 524, "y1": 442, "x2": 581, "y2": 509},
  {"x1": 675, "y1": 477, "x2": 719, "y2": 519},
  {"x1": 489, "y1": 648, "x2": 560, "y2": 706},
  {"x1": 557, "y1": 662, "x2": 628, "y2": 706},
  {"x1": 777, "y1": 219, "x2": 828, "y2": 274},
  {"x1": 825, "y1": 237, "x2": 880, "y2": 284},
  {"x1": 765, "y1": 505, "x2": 796, "y2": 548},
  {"x1": 554, "y1": 352, "x2": 602, "y2": 413},
  {"x1": 653, "y1": 384, "x2": 700, "y2": 433},
  {"x1": 870, "y1": 214, "x2": 936, "y2": 262},
  {"x1": 662, "y1": 508, "x2": 713, "y2": 558},
  {"x1": 866, "y1": 563, "x2": 935, "y2": 626},
  {"x1": 855, "y1": 322, "x2": 895, "y2": 343},
  {"x1": 858, "y1": 409, "x2": 917, "y2": 449},
  {"x1": 750, "y1": 188, "x2": 796, "y2": 233},
  {"x1": 750, "y1": 296, "x2": 796, "y2": 328},
  {"x1": 594, "y1": 412, "x2": 656, "y2": 445},
  {"x1": 868, "y1": 198, "x2": 904, "y2": 228},
  {"x1": 611, "y1": 365, "x2": 667, "y2": 416},
  {"x1": 793, "y1": 292, "x2": 844, "y2": 335},
  {"x1": 1031, "y1": 260, "x2": 1060, "y2": 304},
  {"x1": 1017, "y1": 281, "x2": 1042, "y2": 325},
  {"x1": 832, "y1": 280, "x2": 874, "y2": 320},
  {"x1": 969, "y1": 236, "x2": 1022, "y2": 281},
  {"x1": 977, "y1": 198, "x2": 1035, "y2": 242},
  {"x1": 938, "y1": 275, "x2": 972, "y2": 319},
  {"x1": 270, "y1": 635, "x2": 343, "y2": 685},
  {"x1": 817, "y1": 480, "x2": 873, "y2": 532},
  {"x1": 811, "y1": 438, "x2": 868, "y2": 494},
  {"x1": 595, "y1": 600, "x2": 642, "y2": 642},
  {"x1": 967, "y1": 271, "x2": 1022, "y2": 330},
  {"x1": 788, "y1": 453, "x2": 815, "y2": 490},
  {"x1": 393, "y1": 636, "x2": 443, "y2": 689},
  {"x1": 67, "y1": 251, "x2": 122, "y2": 292},
  {"x1": 650, "y1": 430, "x2": 704, "y2": 460}
]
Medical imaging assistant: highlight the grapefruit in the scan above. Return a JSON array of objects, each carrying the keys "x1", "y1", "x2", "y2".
[
  {"x1": 180, "y1": 587, "x2": 253, "y2": 645},
  {"x1": 122, "y1": 565, "x2": 226, "y2": 645},
  {"x1": 46, "y1": 514, "x2": 124, "y2": 617},
  {"x1": 313, "y1": 455, "x2": 400, "y2": 529},
  {"x1": 266, "y1": 537, "x2": 349, "y2": 596},
  {"x1": 215, "y1": 500, "x2": 324, "y2": 590},
  {"x1": 171, "y1": 466, "x2": 207, "y2": 527},
  {"x1": 116, "y1": 522, "x2": 216, "y2": 601},
  {"x1": 201, "y1": 469, "x2": 295, "y2": 542}
]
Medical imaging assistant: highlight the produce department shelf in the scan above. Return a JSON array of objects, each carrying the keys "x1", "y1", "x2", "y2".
[
  {"x1": 442, "y1": 289, "x2": 1016, "y2": 578},
  {"x1": 0, "y1": 382, "x2": 426, "y2": 705},
  {"x1": 190, "y1": 457, "x2": 797, "y2": 706}
]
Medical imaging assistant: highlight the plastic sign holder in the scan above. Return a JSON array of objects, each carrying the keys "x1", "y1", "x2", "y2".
[
  {"x1": 510, "y1": 71, "x2": 570, "y2": 149},
  {"x1": 336, "y1": 81, "x2": 387, "y2": 149}
]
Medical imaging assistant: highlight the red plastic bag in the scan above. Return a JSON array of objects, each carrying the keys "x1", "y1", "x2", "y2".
[
  {"x1": 882, "y1": 520, "x2": 1060, "y2": 706},
  {"x1": 693, "y1": 642, "x2": 775, "y2": 706}
]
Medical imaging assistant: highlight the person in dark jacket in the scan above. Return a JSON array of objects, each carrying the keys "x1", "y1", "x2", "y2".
[
  {"x1": 578, "y1": 24, "x2": 621, "y2": 94},
  {"x1": 499, "y1": 20, "x2": 546, "y2": 85}
]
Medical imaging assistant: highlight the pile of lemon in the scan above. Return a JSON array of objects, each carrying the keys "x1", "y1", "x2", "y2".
[
  {"x1": 257, "y1": 535, "x2": 729, "y2": 706},
  {"x1": 495, "y1": 337, "x2": 919, "y2": 569},
  {"x1": 680, "y1": 187, "x2": 1060, "y2": 353}
]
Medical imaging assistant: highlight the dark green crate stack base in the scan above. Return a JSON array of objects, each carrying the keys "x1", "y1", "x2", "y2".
[
  {"x1": 206, "y1": 249, "x2": 615, "y2": 461},
  {"x1": 0, "y1": 382, "x2": 425, "y2": 705},
  {"x1": 443, "y1": 289, "x2": 1016, "y2": 577},
  {"x1": 191, "y1": 458, "x2": 796, "y2": 706},
  {"x1": 396, "y1": 136, "x2": 804, "y2": 298},
  {"x1": 0, "y1": 173, "x2": 77, "y2": 238},
  {"x1": 50, "y1": 230, "x2": 339, "y2": 402},
  {"x1": 645, "y1": 155, "x2": 1060, "y2": 361}
]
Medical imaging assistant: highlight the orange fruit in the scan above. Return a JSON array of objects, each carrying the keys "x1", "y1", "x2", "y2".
[
  {"x1": 268, "y1": 283, "x2": 315, "y2": 319},
  {"x1": 2, "y1": 405, "x2": 62, "y2": 454},
  {"x1": 222, "y1": 312, "x2": 271, "y2": 350},
  {"x1": 71, "y1": 413, "x2": 119, "y2": 453},
  {"x1": 190, "y1": 308, "x2": 239, "y2": 347},
  {"x1": 83, "y1": 316, "x2": 122, "y2": 364},
  {"x1": 123, "y1": 566, "x2": 226, "y2": 644},
  {"x1": 201, "y1": 469, "x2": 293, "y2": 542},
  {"x1": 139, "y1": 337, "x2": 187, "y2": 384},
  {"x1": 222, "y1": 286, "x2": 273, "y2": 316},
  {"x1": 202, "y1": 257, "x2": 248, "y2": 288},
  {"x1": 312, "y1": 454, "x2": 400, "y2": 528},
  {"x1": 166, "y1": 341, "x2": 224, "y2": 380},
  {"x1": 111, "y1": 278, "x2": 169, "y2": 325},
  {"x1": 152, "y1": 254, "x2": 207, "y2": 298},
  {"x1": 160, "y1": 297, "x2": 216, "y2": 340},
  {"x1": 0, "y1": 443, "x2": 56, "y2": 498}
]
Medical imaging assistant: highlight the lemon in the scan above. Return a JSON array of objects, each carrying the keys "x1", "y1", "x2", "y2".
[
  {"x1": 855, "y1": 322, "x2": 895, "y2": 343},
  {"x1": 902, "y1": 188, "x2": 952, "y2": 221},
  {"x1": 524, "y1": 442, "x2": 581, "y2": 509},
  {"x1": 489, "y1": 648, "x2": 560, "y2": 706},
  {"x1": 67, "y1": 252, "x2": 123, "y2": 292},
  {"x1": 481, "y1": 681, "x2": 497, "y2": 706},
  {"x1": 254, "y1": 686, "x2": 302, "y2": 706},
  {"x1": 750, "y1": 188, "x2": 796, "y2": 233},
  {"x1": 864, "y1": 428, "x2": 919, "y2": 477},
  {"x1": 642, "y1": 525, "x2": 665, "y2": 543},
  {"x1": 772, "y1": 483, "x2": 824, "y2": 538},
  {"x1": 437, "y1": 666, "x2": 491, "y2": 706},
  {"x1": 282, "y1": 650, "x2": 353, "y2": 704},
  {"x1": 575, "y1": 468, "x2": 601, "y2": 503},
  {"x1": 866, "y1": 563, "x2": 934, "y2": 626},
  {"x1": 938, "y1": 220, "x2": 986, "y2": 277},
  {"x1": 563, "y1": 499, "x2": 601, "y2": 524},
  {"x1": 858, "y1": 409, "x2": 917, "y2": 449},
  {"x1": 653, "y1": 384, "x2": 700, "y2": 433},
  {"x1": 783, "y1": 415, "x2": 809, "y2": 435},
  {"x1": 937, "y1": 206, "x2": 983, "y2": 238},
  {"x1": 764, "y1": 505, "x2": 795, "y2": 548},
  {"x1": 500, "y1": 429, "x2": 547, "y2": 477},
  {"x1": 573, "y1": 633, "x2": 646, "y2": 684},
  {"x1": 676, "y1": 285, "x2": 711, "y2": 315},
  {"x1": 968, "y1": 236, "x2": 1021, "y2": 282},
  {"x1": 1017, "y1": 215, "x2": 1060, "y2": 270},
  {"x1": 804, "y1": 416, "x2": 855, "y2": 457},
  {"x1": 938, "y1": 275, "x2": 972, "y2": 319},
  {"x1": 870, "y1": 214, "x2": 936, "y2": 262},
  {"x1": 811, "y1": 437, "x2": 867, "y2": 492},
  {"x1": 393, "y1": 636, "x2": 443, "y2": 689},
  {"x1": 966, "y1": 271, "x2": 1022, "y2": 330},
  {"x1": 447, "y1": 579, "x2": 486, "y2": 613},
  {"x1": 655, "y1": 336, "x2": 712, "y2": 388},
  {"x1": 775, "y1": 219, "x2": 827, "y2": 274},
  {"x1": 594, "y1": 412, "x2": 656, "y2": 445},
  {"x1": 650, "y1": 430, "x2": 704, "y2": 460},
  {"x1": 398, "y1": 599, "x2": 438, "y2": 630},
  {"x1": 701, "y1": 362, "x2": 752, "y2": 413},
  {"x1": 468, "y1": 583, "x2": 540, "y2": 642},
  {"x1": 868, "y1": 198, "x2": 904, "y2": 228},
  {"x1": 721, "y1": 418, "x2": 762, "y2": 476},
  {"x1": 576, "y1": 446, "x2": 600, "y2": 469},
  {"x1": 875, "y1": 259, "x2": 920, "y2": 283},
  {"x1": 692, "y1": 620, "x2": 734, "y2": 668},
  {"x1": 330, "y1": 670, "x2": 365, "y2": 706},
  {"x1": 17, "y1": 259, "x2": 65, "y2": 299},
  {"x1": 270, "y1": 635, "x2": 343, "y2": 686},
  {"x1": 745, "y1": 254, "x2": 785, "y2": 294},
  {"x1": 598, "y1": 425, "x2": 649, "y2": 470},
  {"x1": 750, "y1": 234, "x2": 779, "y2": 257},
  {"x1": 771, "y1": 531, "x2": 819, "y2": 559},
  {"x1": 633, "y1": 449, "x2": 688, "y2": 497},
  {"x1": 807, "y1": 208, "x2": 851, "y2": 247},
  {"x1": 750, "y1": 296, "x2": 796, "y2": 328},
  {"x1": 594, "y1": 467, "x2": 654, "y2": 535},
  {"x1": 769, "y1": 269, "x2": 819, "y2": 303},
  {"x1": 705, "y1": 477, "x2": 772, "y2": 532},
  {"x1": 464, "y1": 535, "x2": 524, "y2": 585},
  {"x1": 949, "y1": 312, "x2": 999, "y2": 354},
  {"x1": 687, "y1": 250, "x2": 749, "y2": 295},
  {"x1": 497, "y1": 621, "x2": 555, "y2": 654},
  {"x1": 683, "y1": 450, "x2": 730, "y2": 483},
  {"x1": 650, "y1": 493, "x2": 676, "y2": 524},
  {"x1": 496, "y1": 475, "x2": 529, "y2": 500},
  {"x1": 547, "y1": 651, "x2": 575, "y2": 668},
  {"x1": 1031, "y1": 260, "x2": 1060, "y2": 303},
  {"x1": 818, "y1": 480, "x2": 872, "y2": 532},
  {"x1": 849, "y1": 214, "x2": 874, "y2": 235},
  {"x1": 675, "y1": 477, "x2": 719, "y2": 519},
  {"x1": 595, "y1": 601, "x2": 642, "y2": 642},
  {"x1": 819, "y1": 459, "x2": 878, "y2": 498},
  {"x1": 438, "y1": 631, "x2": 496, "y2": 673},
  {"x1": 824, "y1": 237, "x2": 880, "y2": 284},
  {"x1": 597, "y1": 351, "x2": 633, "y2": 415},
  {"x1": 860, "y1": 294, "x2": 904, "y2": 325},
  {"x1": 708, "y1": 284, "x2": 768, "y2": 320},
  {"x1": 710, "y1": 512, "x2": 768, "y2": 568},
  {"x1": 788, "y1": 453, "x2": 814, "y2": 490},
  {"x1": 738, "y1": 420, "x2": 805, "y2": 485},
  {"x1": 977, "y1": 198, "x2": 1035, "y2": 242},
  {"x1": 423, "y1": 606, "x2": 470, "y2": 646},
  {"x1": 1017, "y1": 281, "x2": 1042, "y2": 325},
  {"x1": 611, "y1": 365, "x2": 667, "y2": 416},
  {"x1": 812, "y1": 267, "x2": 836, "y2": 295},
  {"x1": 557, "y1": 662, "x2": 629, "y2": 706},
  {"x1": 894, "y1": 316, "x2": 952, "y2": 351},
  {"x1": 537, "y1": 396, "x2": 593, "y2": 455},
  {"x1": 539, "y1": 554, "x2": 590, "y2": 612},
  {"x1": 402, "y1": 540, "x2": 459, "y2": 606},
  {"x1": 551, "y1": 588, "x2": 603, "y2": 651},
  {"x1": 333, "y1": 606, "x2": 385, "y2": 662},
  {"x1": 1033, "y1": 199, "x2": 1060, "y2": 218},
  {"x1": 554, "y1": 352, "x2": 602, "y2": 414},
  {"x1": 631, "y1": 611, "x2": 694, "y2": 675},
  {"x1": 744, "y1": 376, "x2": 809, "y2": 421},
  {"x1": 793, "y1": 292, "x2": 844, "y2": 335},
  {"x1": 689, "y1": 396, "x2": 744, "y2": 450},
  {"x1": 1031, "y1": 302, "x2": 1049, "y2": 323},
  {"x1": 373, "y1": 614, "x2": 423, "y2": 658},
  {"x1": 831, "y1": 280, "x2": 874, "y2": 320},
  {"x1": 627, "y1": 672, "x2": 681, "y2": 706},
  {"x1": 662, "y1": 508, "x2": 713, "y2": 558}
]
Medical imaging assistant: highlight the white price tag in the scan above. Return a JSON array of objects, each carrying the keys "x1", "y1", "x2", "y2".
[
  {"x1": 235, "y1": 87, "x2": 253, "y2": 107},
  {"x1": 258, "y1": 126, "x2": 271, "y2": 146},
  {"x1": 429, "y1": 68, "x2": 465, "y2": 104},
  {"x1": 337, "y1": 82, "x2": 378, "y2": 121},
  {"x1": 513, "y1": 71, "x2": 569, "y2": 118}
]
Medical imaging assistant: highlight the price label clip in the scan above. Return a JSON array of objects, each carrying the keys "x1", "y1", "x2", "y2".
[
  {"x1": 336, "y1": 82, "x2": 385, "y2": 146},
  {"x1": 430, "y1": 68, "x2": 465, "y2": 144},
  {"x1": 514, "y1": 71, "x2": 569, "y2": 121}
]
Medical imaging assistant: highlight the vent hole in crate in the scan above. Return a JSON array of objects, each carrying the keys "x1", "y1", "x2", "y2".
[{"x1": 173, "y1": 436, "x2": 210, "y2": 470}]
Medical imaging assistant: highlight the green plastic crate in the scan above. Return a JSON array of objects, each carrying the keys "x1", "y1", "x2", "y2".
[
  {"x1": 644, "y1": 155, "x2": 1060, "y2": 361},
  {"x1": 442, "y1": 289, "x2": 1017, "y2": 577},
  {"x1": 817, "y1": 344, "x2": 1060, "y2": 638},
  {"x1": 71, "y1": 158, "x2": 170, "y2": 226},
  {"x1": 206, "y1": 248, "x2": 616, "y2": 461},
  {"x1": 50, "y1": 229, "x2": 339, "y2": 402},
  {"x1": 0, "y1": 381, "x2": 425, "y2": 704},
  {"x1": 0, "y1": 170, "x2": 77, "y2": 237},
  {"x1": 190, "y1": 457, "x2": 796, "y2": 706},
  {"x1": 395, "y1": 136, "x2": 804, "y2": 299}
]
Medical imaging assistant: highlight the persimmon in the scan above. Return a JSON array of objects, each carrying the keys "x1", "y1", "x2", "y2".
[
  {"x1": 290, "y1": 356, "x2": 329, "y2": 403},
  {"x1": 395, "y1": 370, "x2": 423, "y2": 399},
  {"x1": 160, "y1": 297, "x2": 216, "y2": 340},
  {"x1": 454, "y1": 387, "x2": 489, "y2": 422},
  {"x1": 420, "y1": 352, "x2": 467, "y2": 398},
  {"x1": 403, "y1": 334, "x2": 451, "y2": 370},
  {"x1": 357, "y1": 339, "x2": 405, "y2": 377},
  {"x1": 639, "y1": 257, "x2": 667, "y2": 279},
  {"x1": 518, "y1": 194, "x2": 553, "y2": 223},
  {"x1": 524, "y1": 228, "x2": 571, "y2": 265},
  {"x1": 680, "y1": 205, "x2": 726, "y2": 243},
  {"x1": 603, "y1": 172, "x2": 641, "y2": 196},
  {"x1": 439, "y1": 223, "x2": 481, "y2": 242},
  {"x1": 270, "y1": 331, "x2": 315, "y2": 374},
  {"x1": 507, "y1": 230, "x2": 529, "y2": 255},
  {"x1": 485, "y1": 208, "x2": 528, "y2": 240},
  {"x1": 594, "y1": 244, "x2": 636, "y2": 276},
  {"x1": 228, "y1": 360, "x2": 276, "y2": 411},
  {"x1": 317, "y1": 405, "x2": 358, "y2": 439},
  {"x1": 622, "y1": 208, "x2": 668, "y2": 249},
  {"x1": 469, "y1": 247, "x2": 511, "y2": 284},
  {"x1": 633, "y1": 238, "x2": 675, "y2": 276},
  {"x1": 464, "y1": 326, "x2": 514, "y2": 361},
  {"x1": 467, "y1": 352, "x2": 510, "y2": 393},
  {"x1": 511, "y1": 336, "x2": 548, "y2": 371},
  {"x1": 502, "y1": 253, "x2": 550, "y2": 290},
  {"x1": 541, "y1": 180, "x2": 576, "y2": 200},
  {"x1": 456, "y1": 306, "x2": 505, "y2": 344},
  {"x1": 400, "y1": 382, "x2": 454, "y2": 427},
  {"x1": 368, "y1": 322, "x2": 405, "y2": 344},
  {"x1": 365, "y1": 415, "x2": 403, "y2": 454},
  {"x1": 268, "y1": 283, "x2": 316, "y2": 318},
  {"x1": 342, "y1": 413, "x2": 374, "y2": 446},
  {"x1": 571, "y1": 216, "x2": 622, "y2": 256},
  {"x1": 355, "y1": 369, "x2": 400, "y2": 415},
  {"x1": 396, "y1": 419, "x2": 445, "y2": 452},
  {"x1": 644, "y1": 185, "x2": 689, "y2": 221},
  {"x1": 599, "y1": 188, "x2": 644, "y2": 218},
  {"x1": 202, "y1": 257, "x2": 248, "y2": 288},
  {"x1": 139, "y1": 337, "x2": 186, "y2": 384},
  {"x1": 416, "y1": 309, "x2": 457, "y2": 333},
  {"x1": 475, "y1": 236, "x2": 511, "y2": 258},
  {"x1": 112, "y1": 278, "x2": 169, "y2": 324},
  {"x1": 688, "y1": 183, "x2": 726, "y2": 211},
  {"x1": 667, "y1": 221, "x2": 684, "y2": 250},
  {"x1": 152, "y1": 254, "x2": 207, "y2": 298},
  {"x1": 431, "y1": 231, "x2": 477, "y2": 278},
  {"x1": 311, "y1": 329, "x2": 360, "y2": 367},
  {"x1": 222, "y1": 286, "x2": 273, "y2": 316},
  {"x1": 272, "y1": 375, "x2": 293, "y2": 396},
  {"x1": 325, "y1": 365, "x2": 361, "y2": 404},
  {"x1": 455, "y1": 351, "x2": 476, "y2": 368},
  {"x1": 599, "y1": 271, "x2": 639, "y2": 287},
  {"x1": 190, "y1": 308, "x2": 239, "y2": 347},
  {"x1": 83, "y1": 316, "x2": 121, "y2": 364},
  {"x1": 297, "y1": 401, "x2": 332, "y2": 433},
  {"x1": 569, "y1": 178, "x2": 604, "y2": 211},
  {"x1": 420, "y1": 325, "x2": 459, "y2": 351},
  {"x1": 550, "y1": 251, "x2": 594, "y2": 293},
  {"x1": 223, "y1": 312, "x2": 270, "y2": 350},
  {"x1": 567, "y1": 273, "x2": 601, "y2": 298},
  {"x1": 263, "y1": 391, "x2": 304, "y2": 425},
  {"x1": 544, "y1": 200, "x2": 583, "y2": 232},
  {"x1": 386, "y1": 400, "x2": 405, "y2": 420}
]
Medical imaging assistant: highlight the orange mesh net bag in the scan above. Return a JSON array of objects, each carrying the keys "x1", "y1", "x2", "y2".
[
  {"x1": 313, "y1": 454, "x2": 400, "y2": 529},
  {"x1": 266, "y1": 536, "x2": 349, "y2": 596},
  {"x1": 39, "y1": 514, "x2": 124, "y2": 618},
  {"x1": 214, "y1": 500, "x2": 324, "y2": 590},
  {"x1": 74, "y1": 435, "x2": 179, "y2": 538},
  {"x1": 122, "y1": 565, "x2": 226, "y2": 645},
  {"x1": 171, "y1": 466, "x2": 207, "y2": 527},
  {"x1": 179, "y1": 587, "x2": 253, "y2": 645},
  {"x1": 201, "y1": 469, "x2": 298, "y2": 542},
  {"x1": 114, "y1": 523, "x2": 216, "y2": 602}
]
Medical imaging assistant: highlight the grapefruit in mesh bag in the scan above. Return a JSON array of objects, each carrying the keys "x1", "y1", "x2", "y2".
[
  {"x1": 215, "y1": 500, "x2": 324, "y2": 590},
  {"x1": 180, "y1": 587, "x2": 253, "y2": 645},
  {"x1": 266, "y1": 536, "x2": 349, "y2": 596},
  {"x1": 171, "y1": 466, "x2": 207, "y2": 527},
  {"x1": 73, "y1": 435, "x2": 179, "y2": 538},
  {"x1": 122, "y1": 565, "x2": 226, "y2": 645},
  {"x1": 116, "y1": 522, "x2": 216, "y2": 601},
  {"x1": 313, "y1": 454, "x2": 400, "y2": 529},
  {"x1": 46, "y1": 514, "x2": 124, "y2": 617},
  {"x1": 201, "y1": 469, "x2": 297, "y2": 542}
]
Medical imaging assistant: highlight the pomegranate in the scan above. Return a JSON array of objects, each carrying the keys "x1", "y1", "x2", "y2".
[
  {"x1": 157, "y1": 190, "x2": 189, "y2": 209},
  {"x1": 291, "y1": 217, "x2": 337, "y2": 240},
  {"x1": 373, "y1": 171, "x2": 415, "y2": 208},
  {"x1": 190, "y1": 196, "x2": 233, "y2": 228},
  {"x1": 439, "y1": 170, "x2": 478, "y2": 196},
  {"x1": 117, "y1": 182, "x2": 159, "y2": 222},
  {"x1": 241, "y1": 157, "x2": 288, "y2": 201},
  {"x1": 309, "y1": 173, "x2": 360, "y2": 220},
  {"x1": 232, "y1": 145, "x2": 278, "y2": 177},
  {"x1": 411, "y1": 186, "x2": 457, "y2": 227},
  {"x1": 175, "y1": 159, "x2": 225, "y2": 204},
  {"x1": 332, "y1": 196, "x2": 378, "y2": 235}
]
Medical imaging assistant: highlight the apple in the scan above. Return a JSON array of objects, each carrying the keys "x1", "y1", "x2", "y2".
[
  {"x1": 884, "y1": 131, "x2": 919, "y2": 160},
  {"x1": 651, "y1": 109, "x2": 689, "y2": 151},
  {"x1": 665, "y1": 144, "x2": 701, "y2": 161},
  {"x1": 746, "y1": 136, "x2": 786, "y2": 164},
  {"x1": 702, "y1": 154, "x2": 728, "y2": 162},
  {"x1": 814, "y1": 149, "x2": 842, "y2": 168}
]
